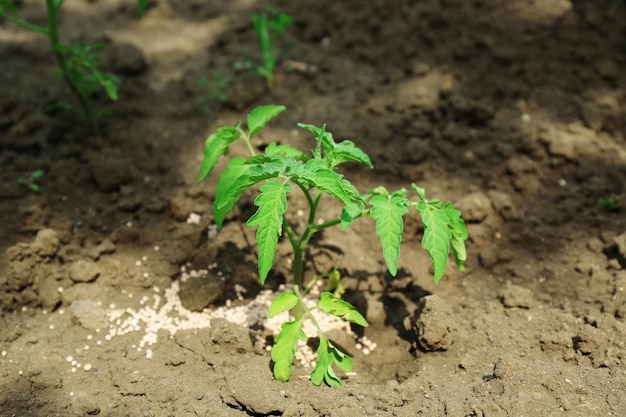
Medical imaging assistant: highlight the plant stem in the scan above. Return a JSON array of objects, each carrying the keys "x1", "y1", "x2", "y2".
[
  {"x1": 312, "y1": 208, "x2": 370, "y2": 233},
  {"x1": 0, "y1": 12, "x2": 48, "y2": 34},
  {"x1": 45, "y1": 0, "x2": 99, "y2": 136},
  {"x1": 253, "y1": 12, "x2": 274, "y2": 89}
]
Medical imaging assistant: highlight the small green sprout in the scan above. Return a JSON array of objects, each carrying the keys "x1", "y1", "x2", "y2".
[
  {"x1": 197, "y1": 5, "x2": 293, "y2": 108},
  {"x1": 0, "y1": 0, "x2": 144, "y2": 135},
  {"x1": 598, "y1": 197, "x2": 620, "y2": 212},
  {"x1": 17, "y1": 169, "x2": 45, "y2": 192},
  {"x1": 198, "y1": 105, "x2": 468, "y2": 386},
  {"x1": 194, "y1": 70, "x2": 231, "y2": 114},
  {"x1": 249, "y1": 5, "x2": 293, "y2": 89}
]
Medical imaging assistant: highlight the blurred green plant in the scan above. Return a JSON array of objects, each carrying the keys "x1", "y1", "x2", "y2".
[
  {"x1": 598, "y1": 197, "x2": 620, "y2": 212},
  {"x1": 17, "y1": 169, "x2": 45, "y2": 192},
  {"x1": 0, "y1": 0, "x2": 145, "y2": 135},
  {"x1": 195, "y1": 6, "x2": 293, "y2": 112}
]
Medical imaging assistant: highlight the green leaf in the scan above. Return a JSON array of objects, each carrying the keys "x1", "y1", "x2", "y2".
[
  {"x1": 311, "y1": 336, "x2": 353, "y2": 387},
  {"x1": 317, "y1": 292, "x2": 368, "y2": 327},
  {"x1": 213, "y1": 157, "x2": 251, "y2": 228},
  {"x1": 299, "y1": 161, "x2": 362, "y2": 208},
  {"x1": 340, "y1": 202, "x2": 364, "y2": 230},
  {"x1": 271, "y1": 320, "x2": 305, "y2": 382},
  {"x1": 331, "y1": 140, "x2": 374, "y2": 169},
  {"x1": 0, "y1": 1, "x2": 18, "y2": 13},
  {"x1": 246, "y1": 181, "x2": 291, "y2": 284},
  {"x1": 416, "y1": 200, "x2": 453, "y2": 283},
  {"x1": 100, "y1": 77, "x2": 118, "y2": 101},
  {"x1": 137, "y1": 0, "x2": 147, "y2": 18},
  {"x1": 412, "y1": 183, "x2": 426, "y2": 201},
  {"x1": 198, "y1": 126, "x2": 241, "y2": 183},
  {"x1": 443, "y1": 203, "x2": 468, "y2": 271},
  {"x1": 268, "y1": 292, "x2": 299, "y2": 318},
  {"x1": 265, "y1": 142, "x2": 309, "y2": 161},
  {"x1": 247, "y1": 105, "x2": 286, "y2": 138},
  {"x1": 297, "y1": 123, "x2": 333, "y2": 159},
  {"x1": 369, "y1": 190, "x2": 409, "y2": 276},
  {"x1": 412, "y1": 185, "x2": 468, "y2": 283}
]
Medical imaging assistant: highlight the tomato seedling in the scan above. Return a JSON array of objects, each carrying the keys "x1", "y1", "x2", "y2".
[
  {"x1": 196, "y1": 6, "x2": 293, "y2": 111},
  {"x1": 198, "y1": 105, "x2": 468, "y2": 386},
  {"x1": 0, "y1": 0, "x2": 144, "y2": 135},
  {"x1": 17, "y1": 169, "x2": 45, "y2": 192}
]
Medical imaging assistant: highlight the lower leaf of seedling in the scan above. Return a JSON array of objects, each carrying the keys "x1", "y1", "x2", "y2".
[{"x1": 198, "y1": 104, "x2": 469, "y2": 386}]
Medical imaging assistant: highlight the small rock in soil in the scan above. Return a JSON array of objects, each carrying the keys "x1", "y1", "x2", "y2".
[
  {"x1": 86, "y1": 238, "x2": 116, "y2": 260},
  {"x1": 499, "y1": 282, "x2": 533, "y2": 309},
  {"x1": 221, "y1": 357, "x2": 289, "y2": 415},
  {"x1": 406, "y1": 295, "x2": 456, "y2": 351},
  {"x1": 448, "y1": 96, "x2": 494, "y2": 126},
  {"x1": 109, "y1": 226, "x2": 139, "y2": 243},
  {"x1": 179, "y1": 274, "x2": 224, "y2": 311},
  {"x1": 455, "y1": 192, "x2": 492, "y2": 222},
  {"x1": 68, "y1": 260, "x2": 101, "y2": 283},
  {"x1": 87, "y1": 151, "x2": 131, "y2": 192},
  {"x1": 70, "y1": 299, "x2": 109, "y2": 330},
  {"x1": 169, "y1": 196, "x2": 201, "y2": 221},
  {"x1": 30, "y1": 228, "x2": 60, "y2": 257},
  {"x1": 210, "y1": 318, "x2": 253, "y2": 353},
  {"x1": 487, "y1": 190, "x2": 521, "y2": 221},
  {"x1": 506, "y1": 155, "x2": 536, "y2": 175},
  {"x1": 612, "y1": 232, "x2": 626, "y2": 263},
  {"x1": 108, "y1": 42, "x2": 147, "y2": 76},
  {"x1": 478, "y1": 245, "x2": 513, "y2": 269},
  {"x1": 71, "y1": 392, "x2": 101, "y2": 416},
  {"x1": 402, "y1": 137, "x2": 430, "y2": 163}
]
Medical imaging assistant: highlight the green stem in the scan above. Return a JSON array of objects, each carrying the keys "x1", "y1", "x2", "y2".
[
  {"x1": 312, "y1": 208, "x2": 370, "y2": 233},
  {"x1": 0, "y1": 11, "x2": 48, "y2": 34},
  {"x1": 45, "y1": 0, "x2": 98, "y2": 136},
  {"x1": 253, "y1": 13, "x2": 274, "y2": 89}
]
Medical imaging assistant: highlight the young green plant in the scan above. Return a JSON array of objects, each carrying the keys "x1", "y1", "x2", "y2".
[
  {"x1": 17, "y1": 169, "x2": 45, "y2": 192},
  {"x1": 195, "y1": 6, "x2": 293, "y2": 111},
  {"x1": 249, "y1": 5, "x2": 293, "y2": 89},
  {"x1": 198, "y1": 105, "x2": 468, "y2": 386},
  {"x1": 0, "y1": 0, "x2": 144, "y2": 135}
]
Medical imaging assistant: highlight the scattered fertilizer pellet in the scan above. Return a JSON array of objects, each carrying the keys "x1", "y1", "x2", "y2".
[
  {"x1": 362, "y1": 348, "x2": 370, "y2": 355},
  {"x1": 69, "y1": 392, "x2": 74, "y2": 396},
  {"x1": 84, "y1": 345, "x2": 89, "y2": 351},
  {"x1": 83, "y1": 363, "x2": 92, "y2": 372},
  {"x1": 86, "y1": 335, "x2": 93, "y2": 340},
  {"x1": 49, "y1": 324, "x2": 55, "y2": 330},
  {"x1": 154, "y1": 245, "x2": 159, "y2": 251},
  {"x1": 2, "y1": 351, "x2": 6, "y2": 357},
  {"x1": 21, "y1": 306, "x2": 27, "y2": 313},
  {"x1": 71, "y1": 367, "x2": 76, "y2": 373},
  {"x1": 126, "y1": 221, "x2": 133, "y2": 227},
  {"x1": 186, "y1": 213, "x2": 201, "y2": 224},
  {"x1": 18, "y1": 370, "x2": 23, "y2": 375},
  {"x1": 355, "y1": 343, "x2": 362, "y2": 350},
  {"x1": 66, "y1": 356, "x2": 73, "y2": 363},
  {"x1": 84, "y1": 274, "x2": 372, "y2": 371},
  {"x1": 135, "y1": 260, "x2": 142, "y2": 266}
]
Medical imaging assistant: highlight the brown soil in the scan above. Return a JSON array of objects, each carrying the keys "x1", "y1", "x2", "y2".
[{"x1": 1, "y1": 0, "x2": 626, "y2": 416}]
